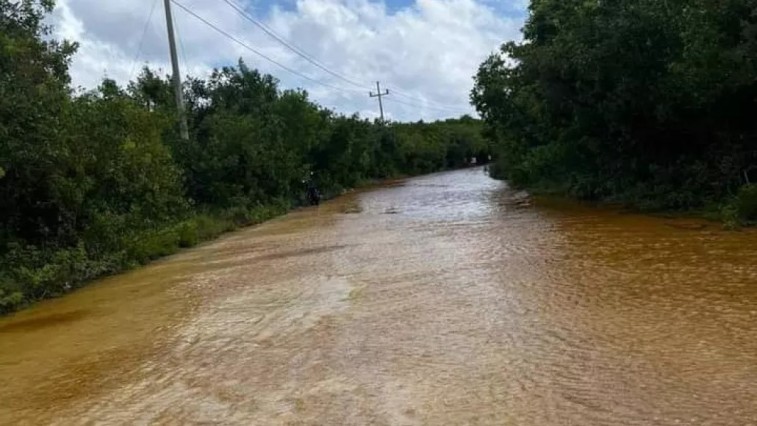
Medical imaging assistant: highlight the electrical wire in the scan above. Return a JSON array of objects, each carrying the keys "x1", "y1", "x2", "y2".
[
  {"x1": 170, "y1": 0, "x2": 359, "y2": 95},
  {"x1": 390, "y1": 88, "x2": 472, "y2": 110},
  {"x1": 129, "y1": 0, "x2": 159, "y2": 80},
  {"x1": 173, "y1": 8, "x2": 191, "y2": 78},
  {"x1": 222, "y1": 0, "x2": 473, "y2": 110},
  {"x1": 169, "y1": 0, "x2": 474, "y2": 117},
  {"x1": 221, "y1": 0, "x2": 369, "y2": 91},
  {"x1": 383, "y1": 96, "x2": 473, "y2": 115},
  {"x1": 222, "y1": 0, "x2": 473, "y2": 109}
]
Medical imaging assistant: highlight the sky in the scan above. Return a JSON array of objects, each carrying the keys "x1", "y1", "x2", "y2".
[{"x1": 49, "y1": 0, "x2": 527, "y2": 122}]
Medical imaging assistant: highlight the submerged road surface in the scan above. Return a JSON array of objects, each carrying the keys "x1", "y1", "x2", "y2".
[{"x1": 2, "y1": 168, "x2": 757, "y2": 425}]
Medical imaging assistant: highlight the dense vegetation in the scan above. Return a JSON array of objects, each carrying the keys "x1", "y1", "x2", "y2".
[
  {"x1": 472, "y1": 0, "x2": 757, "y2": 224},
  {"x1": 0, "y1": 0, "x2": 488, "y2": 313}
]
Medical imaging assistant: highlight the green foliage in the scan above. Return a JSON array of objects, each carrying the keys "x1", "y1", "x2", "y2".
[
  {"x1": 736, "y1": 185, "x2": 757, "y2": 222},
  {"x1": 177, "y1": 221, "x2": 201, "y2": 248},
  {"x1": 0, "y1": 288, "x2": 23, "y2": 311},
  {"x1": 721, "y1": 203, "x2": 741, "y2": 230},
  {"x1": 472, "y1": 0, "x2": 757, "y2": 212},
  {"x1": 0, "y1": 4, "x2": 488, "y2": 314},
  {"x1": 723, "y1": 184, "x2": 757, "y2": 228},
  {"x1": 394, "y1": 117, "x2": 488, "y2": 175}
]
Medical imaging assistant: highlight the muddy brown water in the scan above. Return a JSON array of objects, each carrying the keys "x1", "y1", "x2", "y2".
[{"x1": 1, "y1": 168, "x2": 757, "y2": 425}]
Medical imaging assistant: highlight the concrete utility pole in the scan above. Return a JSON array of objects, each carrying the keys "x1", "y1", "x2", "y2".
[
  {"x1": 163, "y1": 0, "x2": 189, "y2": 140},
  {"x1": 369, "y1": 81, "x2": 389, "y2": 123}
]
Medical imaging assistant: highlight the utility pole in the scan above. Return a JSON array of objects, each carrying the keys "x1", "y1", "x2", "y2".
[
  {"x1": 163, "y1": 0, "x2": 189, "y2": 140},
  {"x1": 369, "y1": 81, "x2": 389, "y2": 123}
]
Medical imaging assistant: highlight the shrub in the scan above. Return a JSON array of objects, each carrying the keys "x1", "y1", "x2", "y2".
[
  {"x1": 177, "y1": 221, "x2": 200, "y2": 248},
  {"x1": 735, "y1": 184, "x2": 757, "y2": 223},
  {"x1": 720, "y1": 184, "x2": 757, "y2": 228}
]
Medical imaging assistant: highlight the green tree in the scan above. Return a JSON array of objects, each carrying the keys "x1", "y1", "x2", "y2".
[
  {"x1": 0, "y1": 2, "x2": 483, "y2": 314},
  {"x1": 0, "y1": 0, "x2": 78, "y2": 246},
  {"x1": 473, "y1": 0, "x2": 757, "y2": 208}
]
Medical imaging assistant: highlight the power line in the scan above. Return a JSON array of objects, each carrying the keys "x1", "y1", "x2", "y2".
[
  {"x1": 385, "y1": 97, "x2": 471, "y2": 114},
  {"x1": 170, "y1": 0, "x2": 358, "y2": 95},
  {"x1": 165, "y1": 0, "x2": 474, "y2": 120},
  {"x1": 129, "y1": 0, "x2": 159, "y2": 80},
  {"x1": 173, "y1": 7, "x2": 190, "y2": 78},
  {"x1": 383, "y1": 96, "x2": 472, "y2": 115},
  {"x1": 220, "y1": 0, "x2": 369, "y2": 91},
  {"x1": 221, "y1": 0, "x2": 473, "y2": 109},
  {"x1": 390, "y1": 88, "x2": 472, "y2": 110},
  {"x1": 222, "y1": 0, "x2": 475, "y2": 110}
]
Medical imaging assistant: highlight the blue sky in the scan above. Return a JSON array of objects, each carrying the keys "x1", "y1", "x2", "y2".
[{"x1": 52, "y1": 0, "x2": 527, "y2": 121}]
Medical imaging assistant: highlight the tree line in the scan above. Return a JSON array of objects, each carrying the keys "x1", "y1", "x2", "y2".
[
  {"x1": 472, "y1": 0, "x2": 757, "y2": 225},
  {"x1": 0, "y1": 0, "x2": 489, "y2": 313}
]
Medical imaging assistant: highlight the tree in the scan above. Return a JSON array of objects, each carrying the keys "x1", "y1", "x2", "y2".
[
  {"x1": 0, "y1": 0, "x2": 78, "y2": 246},
  {"x1": 0, "y1": 2, "x2": 484, "y2": 313},
  {"x1": 473, "y1": 0, "x2": 757, "y2": 208}
]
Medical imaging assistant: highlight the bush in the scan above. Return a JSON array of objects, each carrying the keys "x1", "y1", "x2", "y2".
[
  {"x1": 0, "y1": 1, "x2": 483, "y2": 316},
  {"x1": 721, "y1": 203, "x2": 741, "y2": 230},
  {"x1": 0, "y1": 271, "x2": 24, "y2": 313},
  {"x1": 177, "y1": 221, "x2": 200, "y2": 248},
  {"x1": 126, "y1": 229, "x2": 180, "y2": 265},
  {"x1": 0, "y1": 288, "x2": 23, "y2": 313},
  {"x1": 720, "y1": 184, "x2": 757, "y2": 228},
  {"x1": 735, "y1": 184, "x2": 757, "y2": 223},
  {"x1": 194, "y1": 215, "x2": 234, "y2": 239}
]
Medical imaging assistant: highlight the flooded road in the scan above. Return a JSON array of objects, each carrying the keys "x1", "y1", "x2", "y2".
[{"x1": 2, "y1": 168, "x2": 757, "y2": 425}]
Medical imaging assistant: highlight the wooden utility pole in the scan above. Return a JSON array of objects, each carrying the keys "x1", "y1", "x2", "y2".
[
  {"x1": 369, "y1": 81, "x2": 389, "y2": 122},
  {"x1": 163, "y1": 0, "x2": 189, "y2": 140}
]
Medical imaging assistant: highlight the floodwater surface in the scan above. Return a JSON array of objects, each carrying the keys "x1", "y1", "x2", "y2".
[{"x1": 1, "y1": 168, "x2": 757, "y2": 425}]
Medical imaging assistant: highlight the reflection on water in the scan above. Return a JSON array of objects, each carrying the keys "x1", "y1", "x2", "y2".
[{"x1": 1, "y1": 168, "x2": 756, "y2": 424}]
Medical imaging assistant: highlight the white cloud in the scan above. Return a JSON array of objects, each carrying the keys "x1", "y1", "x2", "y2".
[{"x1": 50, "y1": 0, "x2": 524, "y2": 121}]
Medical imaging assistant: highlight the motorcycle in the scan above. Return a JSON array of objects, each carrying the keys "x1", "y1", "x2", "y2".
[
  {"x1": 306, "y1": 186, "x2": 321, "y2": 206},
  {"x1": 303, "y1": 173, "x2": 321, "y2": 206}
]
